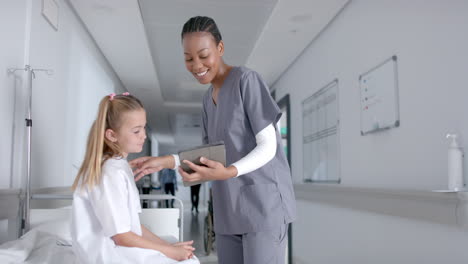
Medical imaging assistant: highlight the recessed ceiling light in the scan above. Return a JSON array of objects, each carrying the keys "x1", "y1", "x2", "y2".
[{"x1": 290, "y1": 13, "x2": 314, "y2": 23}]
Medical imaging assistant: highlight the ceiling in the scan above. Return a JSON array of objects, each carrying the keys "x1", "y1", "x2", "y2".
[{"x1": 68, "y1": 0, "x2": 349, "y2": 154}]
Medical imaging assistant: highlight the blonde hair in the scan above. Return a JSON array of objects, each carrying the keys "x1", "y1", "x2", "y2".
[{"x1": 72, "y1": 94, "x2": 144, "y2": 191}]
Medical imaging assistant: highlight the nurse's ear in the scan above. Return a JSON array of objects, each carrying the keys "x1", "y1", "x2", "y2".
[
  {"x1": 217, "y1": 40, "x2": 224, "y2": 56},
  {"x1": 105, "y1": 129, "x2": 118, "y2": 143}
]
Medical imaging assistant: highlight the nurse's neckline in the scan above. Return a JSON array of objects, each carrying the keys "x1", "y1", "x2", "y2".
[{"x1": 211, "y1": 66, "x2": 235, "y2": 106}]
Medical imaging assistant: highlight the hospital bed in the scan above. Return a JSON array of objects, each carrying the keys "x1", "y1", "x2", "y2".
[{"x1": 0, "y1": 187, "x2": 184, "y2": 264}]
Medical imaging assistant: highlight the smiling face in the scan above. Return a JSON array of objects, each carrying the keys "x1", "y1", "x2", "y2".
[
  {"x1": 105, "y1": 109, "x2": 147, "y2": 158},
  {"x1": 183, "y1": 32, "x2": 224, "y2": 84}
]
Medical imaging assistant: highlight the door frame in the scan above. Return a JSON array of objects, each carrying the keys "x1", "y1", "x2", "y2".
[{"x1": 276, "y1": 94, "x2": 292, "y2": 264}]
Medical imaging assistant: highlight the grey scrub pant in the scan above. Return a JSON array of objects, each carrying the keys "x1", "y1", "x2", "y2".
[{"x1": 216, "y1": 224, "x2": 288, "y2": 264}]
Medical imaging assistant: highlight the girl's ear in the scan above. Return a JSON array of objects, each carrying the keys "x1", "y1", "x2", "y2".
[
  {"x1": 218, "y1": 40, "x2": 224, "y2": 56},
  {"x1": 105, "y1": 129, "x2": 118, "y2": 143}
]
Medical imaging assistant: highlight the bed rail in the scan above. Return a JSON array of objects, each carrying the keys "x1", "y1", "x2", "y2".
[
  {"x1": 28, "y1": 192, "x2": 184, "y2": 241},
  {"x1": 139, "y1": 194, "x2": 184, "y2": 241}
]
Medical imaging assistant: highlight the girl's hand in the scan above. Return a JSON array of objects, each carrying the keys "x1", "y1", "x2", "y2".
[
  {"x1": 172, "y1": 240, "x2": 194, "y2": 247},
  {"x1": 179, "y1": 157, "x2": 237, "y2": 183},
  {"x1": 129, "y1": 156, "x2": 173, "y2": 181},
  {"x1": 165, "y1": 244, "x2": 195, "y2": 261}
]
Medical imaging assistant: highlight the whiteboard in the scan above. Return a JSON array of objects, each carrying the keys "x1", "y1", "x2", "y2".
[
  {"x1": 359, "y1": 56, "x2": 400, "y2": 135},
  {"x1": 302, "y1": 79, "x2": 340, "y2": 183}
]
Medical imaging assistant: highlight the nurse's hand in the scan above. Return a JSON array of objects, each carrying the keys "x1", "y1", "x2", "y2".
[
  {"x1": 179, "y1": 157, "x2": 238, "y2": 182},
  {"x1": 129, "y1": 155, "x2": 174, "y2": 181}
]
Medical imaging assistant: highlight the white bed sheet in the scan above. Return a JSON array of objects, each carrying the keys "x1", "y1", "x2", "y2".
[
  {"x1": 0, "y1": 230, "x2": 76, "y2": 264},
  {"x1": 0, "y1": 208, "x2": 75, "y2": 264},
  {"x1": 0, "y1": 208, "x2": 189, "y2": 264}
]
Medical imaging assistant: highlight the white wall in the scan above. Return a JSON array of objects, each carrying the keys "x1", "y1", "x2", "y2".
[
  {"x1": 271, "y1": 1, "x2": 468, "y2": 263},
  {"x1": 0, "y1": 0, "x2": 28, "y2": 189},
  {"x1": 274, "y1": 0, "x2": 468, "y2": 190},
  {"x1": 1, "y1": 0, "x2": 125, "y2": 189},
  {"x1": 293, "y1": 200, "x2": 468, "y2": 264},
  {"x1": 29, "y1": 0, "x2": 126, "y2": 188}
]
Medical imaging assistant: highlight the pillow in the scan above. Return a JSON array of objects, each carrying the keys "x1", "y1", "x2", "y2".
[{"x1": 29, "y1": 208, "x2": 72, "y2": 242}]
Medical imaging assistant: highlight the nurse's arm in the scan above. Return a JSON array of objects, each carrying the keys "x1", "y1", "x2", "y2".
[
  {"x1": 179, "y1": 158, "x2": 238, "y2": 182},
  {"x1": 130, "y1": 155, "x2": 176, "y2": 181},
  {"x1": 230, "y1": 123, "x2": 276, "y2": 177},
  {"x1": 181, "y1": 123, "x2": 276, "y2": 182}
]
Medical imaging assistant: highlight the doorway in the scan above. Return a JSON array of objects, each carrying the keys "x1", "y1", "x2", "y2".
[{"x1": 277, "y1": 94, "x2": 292, "y2": 264}]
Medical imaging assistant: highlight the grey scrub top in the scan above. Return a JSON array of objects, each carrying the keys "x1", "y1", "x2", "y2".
[{"x1": 202, "y1": 66, "x2": 297, "y2": 235}]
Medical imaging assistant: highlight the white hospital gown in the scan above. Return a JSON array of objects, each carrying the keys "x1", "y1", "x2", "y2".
[{"x1": 71, "y1": 157, "x2": 198, "y2": 264}]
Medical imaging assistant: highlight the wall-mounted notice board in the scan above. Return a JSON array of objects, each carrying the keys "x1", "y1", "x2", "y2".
[
  {"x1": 359, "y1": 55, "x2": 400, "y2": 135},
  {"x1": 302, "y1": 79, "x2": 340, "y2": 183}
]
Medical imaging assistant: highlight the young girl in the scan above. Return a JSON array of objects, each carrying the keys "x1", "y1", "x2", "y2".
[{"x1": 71, "y1": 93, "x2": 198, "y2": 264}]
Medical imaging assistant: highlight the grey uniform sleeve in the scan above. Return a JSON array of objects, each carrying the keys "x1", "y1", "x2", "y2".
[{"x1": 240, "y1": 70, "x2": 281, "y2": 135}]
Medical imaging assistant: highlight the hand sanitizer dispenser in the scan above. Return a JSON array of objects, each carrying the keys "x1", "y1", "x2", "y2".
[{"x1": 446, "y1": 134, "x2": 464, "y2": 191}]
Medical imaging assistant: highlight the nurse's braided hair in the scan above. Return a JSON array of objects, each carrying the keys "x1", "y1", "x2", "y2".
[
  {"x1": 72, "y1": 93, "x2": 144, "y2": 191},
  {"x1": 181, "y1": 16, "x2": 222, "y2": 45}
]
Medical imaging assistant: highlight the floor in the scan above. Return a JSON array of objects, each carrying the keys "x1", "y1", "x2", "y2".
[{"x1": 182, "y1": 202, "x2": 218, "y2": 264}]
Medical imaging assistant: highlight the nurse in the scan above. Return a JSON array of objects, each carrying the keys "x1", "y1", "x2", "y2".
[{"x1": 131, "y1": 16, "x2": 297, "y2": 264}]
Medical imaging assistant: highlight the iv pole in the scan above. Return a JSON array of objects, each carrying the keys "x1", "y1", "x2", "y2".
[{"x1": 7, "y1": 65, "x2": 53, "y2": 234}]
